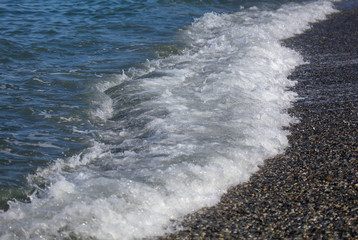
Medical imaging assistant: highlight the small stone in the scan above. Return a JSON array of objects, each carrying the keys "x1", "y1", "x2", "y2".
[{"x1": 326, "y1": 176, "x2": 334, "y2": 181}]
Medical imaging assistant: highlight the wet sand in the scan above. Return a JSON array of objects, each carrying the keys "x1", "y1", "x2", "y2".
[{"x1": 161, "y1": 3, "x2": 358, "y2": 239}]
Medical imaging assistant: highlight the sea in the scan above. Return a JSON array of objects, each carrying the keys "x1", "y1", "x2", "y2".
[{"x1": 0, "y1": 0, "x2": 344, "y2": 239}]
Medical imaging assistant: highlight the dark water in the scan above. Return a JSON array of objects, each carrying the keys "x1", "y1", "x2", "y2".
[
  {"x1": 0, "y1": 0, "x2": 343, "y2": 239},
  {"x1": 0, "y1": 0, "x2": 241, "y2": 204}
]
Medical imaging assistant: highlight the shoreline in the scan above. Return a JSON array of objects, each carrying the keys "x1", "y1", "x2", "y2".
[{"x1": 161, "y1": 3, "x2": 358, "y2": 239}]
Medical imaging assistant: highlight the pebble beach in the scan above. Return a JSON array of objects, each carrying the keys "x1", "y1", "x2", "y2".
[{"x1": 162, "y1": 3, "x2": 358, "y2": 240}]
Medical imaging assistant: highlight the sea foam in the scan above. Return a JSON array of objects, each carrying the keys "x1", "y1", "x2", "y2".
[{"x1": 0, "y1": 1, "x2": 337, "y2": 239}]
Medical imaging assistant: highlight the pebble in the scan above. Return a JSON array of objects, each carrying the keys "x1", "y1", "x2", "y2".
[{"x1": 159, "y1": 3, "x2": 358, "y2": 240}]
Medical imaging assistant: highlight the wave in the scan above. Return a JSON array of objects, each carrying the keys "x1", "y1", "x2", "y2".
[{"x1": 0, "y1": 1, "x2": 337, "y2": 239}]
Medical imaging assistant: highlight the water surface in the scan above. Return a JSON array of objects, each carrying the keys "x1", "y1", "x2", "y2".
[{"x1": 0, "y1": 0, "x2": 339, "y2": 239}]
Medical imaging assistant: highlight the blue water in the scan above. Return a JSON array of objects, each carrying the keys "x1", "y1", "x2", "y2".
[
  {"x1": 0, "y1": 0, "x2": 240, "y2": 203},
  {"x1": 0, "y1": 0, "x2": 341, "y2": 239}
]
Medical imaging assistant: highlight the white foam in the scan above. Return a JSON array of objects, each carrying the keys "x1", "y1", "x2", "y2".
[
  {"x1": 89, "y1": 71, "x2": 130, "y2": 121},
  {"x1": 0, "y1": 1, "x2": 338, "y2": 240}
]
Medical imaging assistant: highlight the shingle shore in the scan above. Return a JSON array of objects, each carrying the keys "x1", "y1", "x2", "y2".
[{"x1": 161, "y1": 4, "x2": 358, "y2": 240}]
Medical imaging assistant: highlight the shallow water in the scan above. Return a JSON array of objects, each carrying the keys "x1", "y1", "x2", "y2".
[{"x1": 0, "y1": 0, "x2": 339, "y2": 239}]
